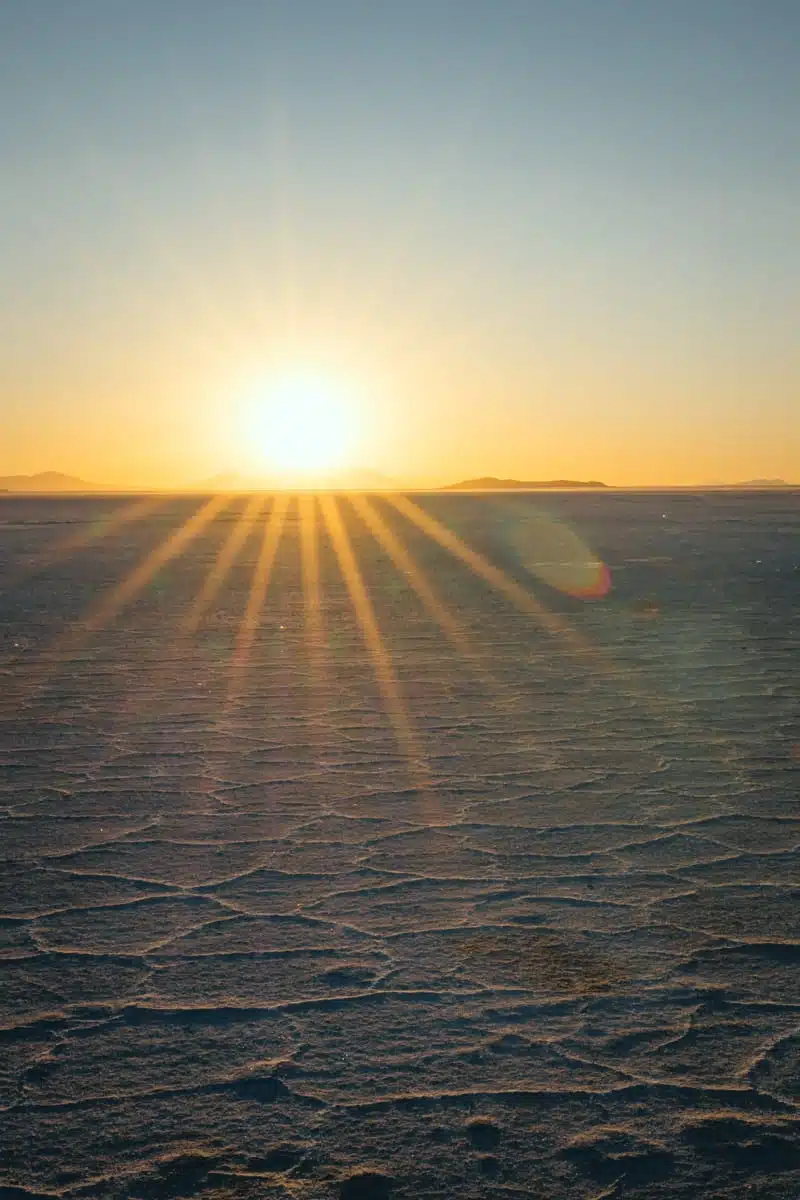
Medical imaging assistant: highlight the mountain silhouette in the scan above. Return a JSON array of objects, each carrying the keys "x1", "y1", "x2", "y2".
[
  {"x1": 734, "y1": 478, "x2": 789, "y2": 487},
  {"x1": 0, "y1": 471, "x2": 101, "y2": 492},
  {"x1": 440, "y1": 476, "x2": 608, "y2": 490}
]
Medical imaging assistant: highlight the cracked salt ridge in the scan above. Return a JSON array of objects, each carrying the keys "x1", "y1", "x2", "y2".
[{"x1": 1, "y1": 491, "x2": 799, "y2": 1197}]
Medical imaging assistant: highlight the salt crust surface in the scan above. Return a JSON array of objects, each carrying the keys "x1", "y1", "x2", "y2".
[{"x1": 0, "y1": 490, "x2": 798, "y2": 1198}]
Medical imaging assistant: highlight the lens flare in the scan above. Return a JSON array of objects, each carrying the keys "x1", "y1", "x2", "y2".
[{"x1": 505, "y1": 508, "x2": 611, "y2": 598}]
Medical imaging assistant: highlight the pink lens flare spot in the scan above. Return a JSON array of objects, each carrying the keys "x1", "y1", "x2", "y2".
[{"x1": 505, "y1": 507, "x2": 613, "y2": 600}]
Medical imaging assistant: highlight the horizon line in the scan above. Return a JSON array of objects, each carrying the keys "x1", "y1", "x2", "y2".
[{"x1": 2, "y1": 483, "x2": 799, "y2": 496}]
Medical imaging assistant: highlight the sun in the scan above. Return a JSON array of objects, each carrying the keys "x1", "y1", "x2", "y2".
[{"x1": 247, "y1": 372, "x2": 357, "y2": 479}]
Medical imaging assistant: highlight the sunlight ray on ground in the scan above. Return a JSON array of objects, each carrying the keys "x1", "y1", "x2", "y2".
[
  {"x1": 114, "y1": 494, "x2": 267, "y2": 728},
  {"x1": 299, "y1": 493, "x2": 329, "y2": 684},
  {"x1": 299, "y1": 494, "x2": 322, "y2": 622},
  {"x1": 182, "y1": 494, "x2": 265, "y2": 632},
  {"x1": 350, "y1": 494, "x2": 567, "y2": 728},
  {"x1": 299, "y1": 493, "x2": 336, "y2": 764},
  {"x1": 0, "y1": 494, "x2": 165, "y2": 595},
  {"x1": 7, "y1": 495, "x2": 232, "y2": 708},
  {"x1": 386, "y1": 501, "x2": 745, "y2": 782},
  {"x1": 348, "y1": 493, "x2": 497, "y2": 686},
  {"x1": 81, "y1": 494, "x2": 232, "y2": 634},
  {"x1": 319, "y1": 494, "x2": 425, "y2": 780},
  {"x1": 387, "y1": 493, "x2": 596, "y2": 658},
  {"x1": 226, "y1": 494, "x2": 290, "y2": 705}
]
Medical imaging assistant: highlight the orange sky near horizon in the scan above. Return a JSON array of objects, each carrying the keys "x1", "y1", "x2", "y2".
[{"x1": 5, "y1": 305, "x2": 797, "y2": 487}]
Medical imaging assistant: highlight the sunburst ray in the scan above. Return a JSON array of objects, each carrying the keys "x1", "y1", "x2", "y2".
[
  {"x1": 318, "y1": 493, "x2": 423, "y2": 777},
  {"x1": 348, "y1": 493, "x2": 494, "y2": 680},
  {"x1": 386, "y1": 494, "x2": 706, "y2": 733},
  {"x1": 299, "y1": 493, "x2": 327, "y2": 678},
  {"x1": 299, "y1": 494, "x2": 321, "y2": 619},
  {"x1": 10, "y1": 494, "x2": 232, "y2": 708},
  {"x1": 226, "y1": 493, "x2": 290, "y2": 702},
  {"x1": 183, "y1": 493, "x2": 265, "y2": 633},
  {"x1": 82, "y1": 494, "x2": 231, "y2": 633},
  {"x1": 0, "y1": 494, "x2": 165, "y2": 595},
  {"x1": 297, "y1": 492, "x2": 336, "y2": 766},
  {"x1": 386, "y1": 493, "x2": 591, "y2": 652}
]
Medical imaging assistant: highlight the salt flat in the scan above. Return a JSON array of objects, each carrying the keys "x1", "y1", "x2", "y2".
[{"x1": 1, "y1": 490, "x2": 798, "y2": 1198}]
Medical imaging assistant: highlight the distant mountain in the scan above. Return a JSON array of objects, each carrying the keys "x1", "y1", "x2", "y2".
[
  {"x1": 441, "y1": 476, "x2": 608, "y2": 491},
  {"x1": 694, "y1": 478, "x2": 794, "y2": 489},
  {"x1": 0, "y1": 470, "x2": 100, "y2": 492},
  {"x1": 733, "y1": 478, "x2": 790, "y2": 487}
]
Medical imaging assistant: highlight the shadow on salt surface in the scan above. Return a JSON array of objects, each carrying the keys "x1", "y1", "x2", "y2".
[
  {"x1": 559, "y1": 1124, "x2": 675, "y2": 1187},
  {"x1": 681, "y1": 1114, "x2": 800, "y2": 1173},
  {"x1": 678, "y1": 941, "x2": 800, "y2": 1005}
]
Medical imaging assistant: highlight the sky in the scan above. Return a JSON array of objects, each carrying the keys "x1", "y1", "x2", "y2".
[{"x1": 1, "y1": 0, "x2": 798, "y2": 487}]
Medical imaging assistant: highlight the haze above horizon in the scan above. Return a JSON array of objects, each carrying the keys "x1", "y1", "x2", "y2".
[{"x1": 2, "y1": 0, "x2": 798, "y2": 487}]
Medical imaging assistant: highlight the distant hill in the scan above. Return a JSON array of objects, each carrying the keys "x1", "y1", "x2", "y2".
[
  {"x1": 0, "y1": 471, "x2": 100, "y2": 492},
  {"x1": 734, "y1": 478, "x2": 790, "y2": 487},
  {"x1": 695, "y1": 478, "x2": 794, "y2": 489},
  {"x1": 441, "y1": 476, "x2": 608, "y2": 491}
]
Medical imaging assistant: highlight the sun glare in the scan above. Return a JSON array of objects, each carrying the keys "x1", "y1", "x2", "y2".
[{"x1": 248, "y1": 373, "x2": 357, "y2": 479}]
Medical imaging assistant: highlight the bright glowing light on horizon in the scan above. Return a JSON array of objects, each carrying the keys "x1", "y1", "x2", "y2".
[{"x1": 245, "y1": 372, "x2": 358, "y2": 478}]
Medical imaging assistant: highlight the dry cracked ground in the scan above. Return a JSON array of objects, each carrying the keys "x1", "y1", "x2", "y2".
[{"x1": 1, "y1": 490, "x2": 798, "y2": 1198}]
